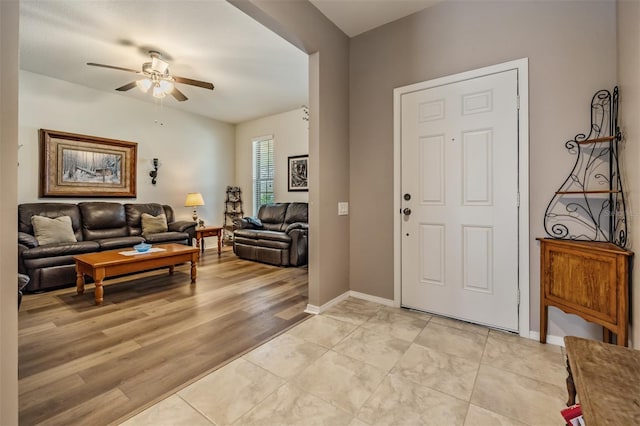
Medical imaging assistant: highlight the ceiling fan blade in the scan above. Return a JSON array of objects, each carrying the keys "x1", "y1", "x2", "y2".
[
  {"x1": 171, "y1": 87, "x2": 188, "y2": 102},
  {"x1": 173, "y1": 76, "x2": 214, "y2": 90},
  {"x1": 87, "y1": 62, "x2": 141, "y2": 74},
  {"x1": 115, "y1": 81, "x2": 138, "y2": 92}
]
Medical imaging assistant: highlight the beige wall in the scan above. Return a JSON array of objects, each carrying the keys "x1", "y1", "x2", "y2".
[
  {"x1": 230, "y1": 0, "x2": 350, "y2": 307},
  {"x1": 0, "y1": 0, "x2": 19, "y2": 422},
  {"x1": 618, "y1": 0, "x2": 640, "y2": 347},
  {"x1": 349, "y1": 1, "x2": 616, "y2": 338},
  {"x1": 235, "y1": 107, "x2": 309, "y2": 216},
  {"x1": 19, "y1": 71, "x2": 236, "y2": 227}
]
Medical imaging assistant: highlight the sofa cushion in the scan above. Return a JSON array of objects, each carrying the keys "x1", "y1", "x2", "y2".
[
  {"x1": 79, "y1": 202, "x2": 129, "y2": 240},
  {"x1": 234, "y1": 235, "x2": 258, "y2": 246},
  {"x1": 143, "y1": 231, "x2": 189, "y2": 244},
  {"x1": 257, "y1": 239, "x2": 290, "y2": 250},
  {"x1": 19, "y1": 232, "x2": 39, "y2": 248},
  {"x1": 24, "y1": 255, "x2": 81, "y2": 271},
  {"x1": 21, "y1": 240, "x2": 100, "y2": 259},
  {"x1": 284, "y1": 202, "x2": 308, "y2": 224},
  {"x1": 255, "y1": 230, "x2": 292, "y2": 243},
  {"x1": 141, "y1": 213, "x2": 168, "y2": 235},
  {"x1": 31, "y1": 215, "x2": 77, "y2": 246},
  {"x1": 95, "y1": 236, "x2": 145, "y2": 251}
]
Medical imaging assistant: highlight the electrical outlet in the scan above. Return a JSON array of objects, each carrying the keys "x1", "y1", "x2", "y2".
[{"x1": 338, "y1": 202, "x2": 349, "y2": 216}]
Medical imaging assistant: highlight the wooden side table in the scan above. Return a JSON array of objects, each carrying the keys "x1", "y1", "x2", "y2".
[
  {"x1": 194, "y1": 226, "x2": 223, "y2": 255},
  {"x1": 538, "y1": 238, "x2": 632, "y2": 346}
]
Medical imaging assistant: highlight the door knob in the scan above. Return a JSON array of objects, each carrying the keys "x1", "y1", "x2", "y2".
[{"x1": 403, "y1": 208, "x2": 412, "y2": 216}]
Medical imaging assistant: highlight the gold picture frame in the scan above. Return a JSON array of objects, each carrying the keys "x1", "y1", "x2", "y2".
[{"x1": 39, "y1": 129, "x2": 137, "y2": 198}]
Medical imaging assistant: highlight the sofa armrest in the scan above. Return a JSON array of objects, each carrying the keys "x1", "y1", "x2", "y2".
[
  {"x1": 168, "y1": 220, "x2": 196, "y2": 245},
  {"x1": 288, "y1": 227, "x2": 308, "y2": 266},
  {"x1": 18, "y1": 244, "x2": 29, "y2": 274},
  {"x1": 19, "y1": 232, "x2": 38, "y2": 248},
  {"x1": 285, "y1": 222, "x2": 309, "y2": 234},
  {"x1": 168, "y1": 220, "x2": 197, "y2": 233},
  {"x1": 235, "y1": 218, "x2": 252, "y2": 229}
]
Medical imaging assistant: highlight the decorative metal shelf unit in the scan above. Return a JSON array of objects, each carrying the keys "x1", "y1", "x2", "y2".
[
  {"x1": 543, "y1": 87, "x2": 627, "y2": 247},
  {"x1": 223, "y1": 186, "x2": 243, "y2": 244}
]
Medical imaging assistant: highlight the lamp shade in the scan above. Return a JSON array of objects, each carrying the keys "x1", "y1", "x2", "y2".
[{"x1": 185, "y1": 192, "x2": 205, "y2": 207}]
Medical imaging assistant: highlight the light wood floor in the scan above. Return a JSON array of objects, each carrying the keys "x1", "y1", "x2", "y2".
[{"x1": 18, "y1": 247, "x2": 309, "y2": 426}]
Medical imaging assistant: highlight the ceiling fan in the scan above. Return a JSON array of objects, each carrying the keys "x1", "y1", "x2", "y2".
[{"x1": 87, "y1": 51, "x2": 214, "y2": 102}]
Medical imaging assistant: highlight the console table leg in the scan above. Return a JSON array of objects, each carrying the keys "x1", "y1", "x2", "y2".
[
  {"x1": 540, "y1": 303, "x2": 548, "y2": 343},
  {"x1": 566, "y1": 357, "x2": 576, "y2": 406}
]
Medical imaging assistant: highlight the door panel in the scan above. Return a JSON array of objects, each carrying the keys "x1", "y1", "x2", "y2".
[{"x1": 401, "y1": 69, "x2": 519, "y2": 331}]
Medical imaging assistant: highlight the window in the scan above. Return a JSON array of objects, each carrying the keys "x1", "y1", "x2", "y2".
[{"x1": 253, "y1": 136, "x2": 274, "y2": 215}]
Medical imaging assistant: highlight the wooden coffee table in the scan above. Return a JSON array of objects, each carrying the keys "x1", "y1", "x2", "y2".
[{"x1": 74, "y1": 243, "x2": 199, "y2": 305}]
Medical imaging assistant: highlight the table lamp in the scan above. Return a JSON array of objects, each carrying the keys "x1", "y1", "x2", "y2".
[{"x1": 185, "y1": 192, "x2": 205, "y2": 223}]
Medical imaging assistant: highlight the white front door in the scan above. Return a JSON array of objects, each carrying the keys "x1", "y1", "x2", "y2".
[{"x1": 400, "y1": 69, "x2": 519, "y2": 331}]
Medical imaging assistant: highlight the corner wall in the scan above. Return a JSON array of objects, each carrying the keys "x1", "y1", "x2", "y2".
[
  {"x1": 349, "y1": 0, "x2": 617, "y2": 339},
  {"x1": 617, "y1": 0, "x2": 640, "y2": 347},
  {"x1": 230, "y1": 0, "x2": 350, "y2": 307},
  {"x1": 19, "y1": 71, "x2": 235, "y2": 227},
  {"x1": 235, "y1": 107, "x2": 309, "y2": 215},
  {"x1": 0, "y1": 1, "x2": 19, "y2": 422}
]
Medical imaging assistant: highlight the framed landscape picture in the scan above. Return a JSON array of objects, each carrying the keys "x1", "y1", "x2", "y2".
[
  {"x1": 39, "y1": 129, "x2": 138, "y2": 197},
  {"x1": 288, "y1": 154, "x2": 308, "y2": 192}
]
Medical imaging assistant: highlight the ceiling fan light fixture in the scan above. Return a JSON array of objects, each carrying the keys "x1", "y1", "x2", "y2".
[
  {"x1": 151, "y1": 56, "x2": 169, "y2": 74},
  {"x1": 136, "y1": 78, "x2": 152, "y2": 93},
  {"x1": 159, "y1": 79, "x2": 174, "y2": 94},
  {"x1": 152, "y1": 84, "x2": 166, "y2": 99}
]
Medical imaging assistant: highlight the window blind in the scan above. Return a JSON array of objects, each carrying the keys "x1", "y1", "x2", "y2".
[{"x1": 253, "y1": 136, "x2": 274, "y2": 215}]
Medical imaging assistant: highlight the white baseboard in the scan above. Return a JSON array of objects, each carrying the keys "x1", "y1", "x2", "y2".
[
  {"x1": 349, "y1": 291, "x2": 396, "y2": 307},
  {"x1": 528, "y1": 331, "x2": 565, "y2": 347},
  {"x1": 305, "y1": 291, "x2": 351, "y2": 315}
]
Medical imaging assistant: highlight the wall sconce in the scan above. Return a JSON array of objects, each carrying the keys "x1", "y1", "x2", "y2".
[{"x1": 149, "y1": 158, "x2": 159, "y2": 184}]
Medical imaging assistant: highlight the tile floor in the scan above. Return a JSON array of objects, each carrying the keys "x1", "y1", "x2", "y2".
[{"x1": 121, "y1": 298, "x2": 568, "y2": 426}]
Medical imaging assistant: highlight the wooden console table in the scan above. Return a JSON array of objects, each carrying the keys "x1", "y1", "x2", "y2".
[
  {"x1": 564, "y1": 336, "x2": 640, "y2": 425},
  {"x1": 538, "y1": 238, "x2": 632, "y2": 346}
]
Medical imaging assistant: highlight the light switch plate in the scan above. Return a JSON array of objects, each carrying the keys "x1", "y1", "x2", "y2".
[{"x1": 338, "y1": 202, "x2": 349, "y2": 216}]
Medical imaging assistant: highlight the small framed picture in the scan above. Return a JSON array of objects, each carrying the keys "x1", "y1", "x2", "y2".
[{"x1": 288, "y1": 155, "x2": 308, "y2": 192}]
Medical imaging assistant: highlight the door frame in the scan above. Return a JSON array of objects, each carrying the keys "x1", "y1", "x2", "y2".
[{"x1": 393, "y1": 58, "x2": 530, "y2": 337}]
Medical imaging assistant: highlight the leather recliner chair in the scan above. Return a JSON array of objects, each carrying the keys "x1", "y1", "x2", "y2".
[{"x1": 233, "y1": 202, "x2": 308, "y2": 266}]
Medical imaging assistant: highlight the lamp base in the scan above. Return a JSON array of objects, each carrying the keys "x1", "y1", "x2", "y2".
[{"x1": 192, "y1": 209, "x2": 198, "y2": 223}]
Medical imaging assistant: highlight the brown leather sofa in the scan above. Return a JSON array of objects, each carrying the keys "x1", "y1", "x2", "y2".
[
  {"x1": 233, "y1": 202, "x2": 308, "y2": 266},
  {"x1": 18, "y1": 202, "x2": 196, "y2": 292}
]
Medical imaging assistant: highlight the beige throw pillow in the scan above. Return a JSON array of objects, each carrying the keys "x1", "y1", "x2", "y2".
[
  {"x1": 31, "y1": 215, "x2": 77, "y2": 246},
  {"x1": 141, "y1": 213, "x2": 168, "y2": 235}
]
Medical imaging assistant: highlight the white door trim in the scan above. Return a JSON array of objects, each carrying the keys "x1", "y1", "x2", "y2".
[{"x1": 393, "y1": 58, "x2": 530, "y2": 337}]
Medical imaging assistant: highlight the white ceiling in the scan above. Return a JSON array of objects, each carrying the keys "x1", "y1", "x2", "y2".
[
  {"x1": 20, "y1": 0, "x2": 439, "y2": 124},
  {"x1": 309, "y1": 0, "x2": 441, "y2": 37},
  {"x1": 19, "y1": 1, "x2": 309, "y2": 124}
]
